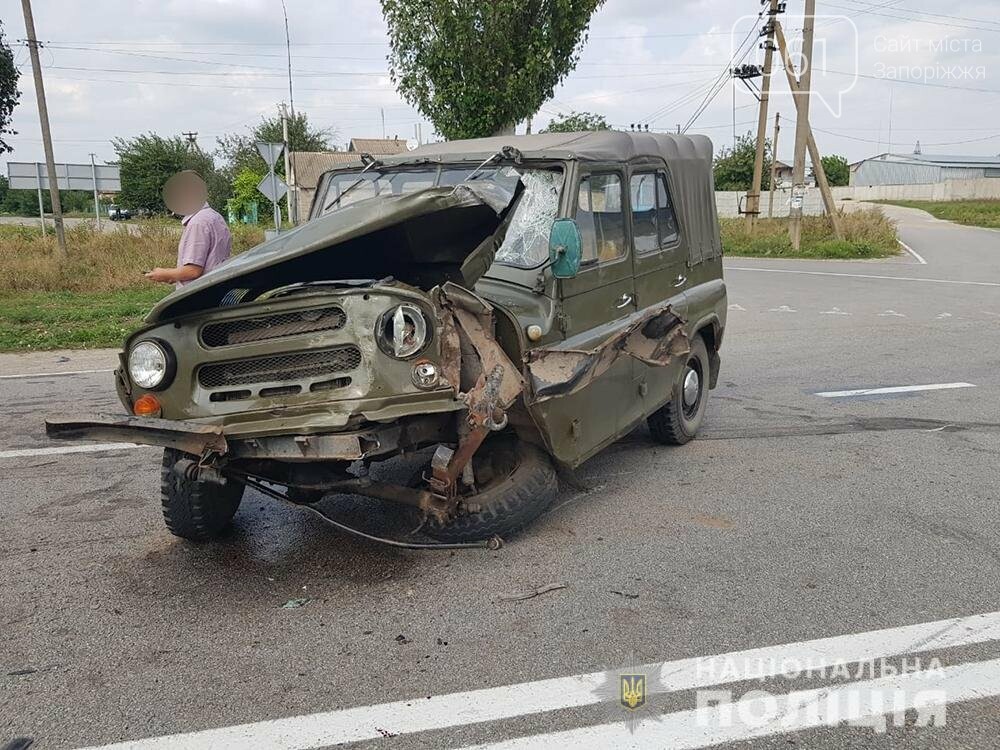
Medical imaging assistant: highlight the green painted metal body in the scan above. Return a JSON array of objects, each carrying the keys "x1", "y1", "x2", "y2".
[{"x1": 55, "y1": 132, "x2": 727, "y2": 471}]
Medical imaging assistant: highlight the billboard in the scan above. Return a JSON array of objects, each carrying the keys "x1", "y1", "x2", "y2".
[{"x1": 6, "y1": 161, "x2": 121, "y2": 192}]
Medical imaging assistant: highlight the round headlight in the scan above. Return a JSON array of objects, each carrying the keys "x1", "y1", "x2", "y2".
[
  {"x1": 128, "y1": 340, "x2": 170, "y2": 390},
  {"x1": 377, "y1": 304, "x2": 429, "y2": 359}
]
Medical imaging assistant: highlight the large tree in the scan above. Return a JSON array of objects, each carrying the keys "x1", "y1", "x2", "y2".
[
  {"x1": 820, "y1": 154, "x2": 850, "y2": 187},
  {"x1": 0, "y1": 19, "x2": 21, "y2": 154},
  {"x1": 542, "y1": 111, "x2": 610, "y2": 133},
  {"x1": 216, "y1": 111, "x2": 332, "y2": 180},
  {"x1": 113, "y1": 133, "x2": 227, "y2": 213},
  {"x1": 713, "y1": 132, "x2": 771, "y2": 192},
  {"x1": 381, "y1": 0, "x2": 605, "y2": 140}
]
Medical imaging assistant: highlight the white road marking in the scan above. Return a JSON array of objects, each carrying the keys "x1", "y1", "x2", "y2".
[
  {"x1": 820, "y1": 307, "x2": 851, "y2": 315},
  {"x1": 462, "y1": 658, "x2": 1000, "y2": 750},
  {"x1": 726, "y1": 266, "x2": 1000, "y2": 287},
  {"x1": 0, "y1": 368, "x2": 113, "y2": 380},
  {"x1": 815, "y1": 382, "x2": 976, "y2": 399},
  {"x1": 899, "y1": 239, "x2": 928, "y2": 265},
  {"x1": 937, "y1": 312, "x2": 953, "y2": 319},
  {"x1": 75, "y1": 610, "x2": 1000, "y2": 750},
  {"x1": 878, "y1": 309, "x2": 906, "y2": 317},
  {"x1": 768, "y1": 305, "x2": 797, "y2": 313},
  {"x1": 0, "y1": 443, "x2": 146, "y2": 460},
  {"x1": 728, "y1": 303, "x2": 746, "y2": 311}
]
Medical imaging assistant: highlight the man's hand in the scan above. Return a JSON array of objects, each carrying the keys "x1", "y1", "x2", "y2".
[
  {"x1": 145, "y1": 265, "x2": 204, "y2": 284},
  {"x1": 144, "y1": 267, "x2": 176, "y2": 283}
]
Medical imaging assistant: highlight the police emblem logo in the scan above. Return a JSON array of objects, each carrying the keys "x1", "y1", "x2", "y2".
[{"x1": 620, "y1": 673, "x2": 646, "y2": 711}]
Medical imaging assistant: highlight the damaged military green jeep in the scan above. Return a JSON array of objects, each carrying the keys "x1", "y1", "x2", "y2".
[{"x1": 46, "y1": 131, "x2": 727, "y2": 547}]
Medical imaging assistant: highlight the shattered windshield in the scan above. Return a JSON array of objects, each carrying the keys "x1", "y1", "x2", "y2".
[
  {"x1": 493, "y1": 169, "x2": 564, "y2": 268},
  {"x1": 318, "y1": 165, "x2": 522, "y2": 215}
]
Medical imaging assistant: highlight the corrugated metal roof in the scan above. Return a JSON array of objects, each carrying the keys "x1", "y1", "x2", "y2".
[
  {"x1": 348, "y1": 137, "x2": 409, "y2": 155},
  {"x1": 290, "y1": 151, "x2": 362, "y2": 188},
  {"x1": 856, "y1": 152, "x2": 1000, "y2": 169}
]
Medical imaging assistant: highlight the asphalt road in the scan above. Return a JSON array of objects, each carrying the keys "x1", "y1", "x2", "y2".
[{"x1": 2, "y1": 204, "x2": 999, "y2": 750}]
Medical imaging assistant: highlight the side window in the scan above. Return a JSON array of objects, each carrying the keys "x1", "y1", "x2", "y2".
[
  {"x1": 656, "y1": 172, "x2": 679, "y2": 245},
  {"x1": 630, "y1": 173, "x2": 658, "y2": 255},
  {"x1": 576, "y1": 173, "x2": 626, "y2": 266}
]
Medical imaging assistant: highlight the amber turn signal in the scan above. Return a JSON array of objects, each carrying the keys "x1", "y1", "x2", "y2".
[{"x1": 133, "y1": 394, "x2": 162, "y2": 417}]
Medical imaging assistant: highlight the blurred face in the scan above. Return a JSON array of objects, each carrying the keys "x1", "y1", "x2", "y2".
[{"x1": 163, "y1": 172, "x2": 208, "y2": 216}]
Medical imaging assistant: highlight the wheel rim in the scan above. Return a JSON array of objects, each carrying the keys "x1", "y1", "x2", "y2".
[{"x1": 682, "y1": 361, "x2": 702, "y2": 418}]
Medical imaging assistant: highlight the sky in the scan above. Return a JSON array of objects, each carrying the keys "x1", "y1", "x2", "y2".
[{"x1": 2, "y1": 0, "x2": 1000, "y2": 172}]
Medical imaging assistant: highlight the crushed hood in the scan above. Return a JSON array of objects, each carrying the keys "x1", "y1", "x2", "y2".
[{"x1": 148, "y1": 182, "x2": 517, "y2": 322}]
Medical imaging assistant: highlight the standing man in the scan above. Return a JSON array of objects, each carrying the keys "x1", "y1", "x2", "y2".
[{"x1": 145, "y1": 171, "x2": 232, "y2": 286}]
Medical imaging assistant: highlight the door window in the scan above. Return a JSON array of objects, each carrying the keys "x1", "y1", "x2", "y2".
[
  {"x1": 656, "y1": 172, "x2": 679, "y2": 245},
  {"x1": 576, "y1": 173, "x2": 626, "y2": 266},
  {"x1": 630, "y1": 173, "x2": 659, "y2": 255}
]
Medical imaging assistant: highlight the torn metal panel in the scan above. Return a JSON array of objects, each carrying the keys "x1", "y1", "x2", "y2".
[
  {"x1": 428, "y1": 282, "x2": 526, "y2": 493},
  {"x1": 526, "y1": 305, "x2": 690, "y2": 402},
  {"x1": 45, "y1": 415, "x2": 228, "y2": 456}
]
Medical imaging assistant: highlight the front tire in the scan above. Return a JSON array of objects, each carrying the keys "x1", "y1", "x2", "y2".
[
  {"x1": 647, "y1": 335, "x2": 710, "y2": 445},
  {"x1": 160, "y1": 448, "x2": 244, "y2": 541},
  {"x1": 419, "y1": 438, "x2": 558, "y2": 543}
]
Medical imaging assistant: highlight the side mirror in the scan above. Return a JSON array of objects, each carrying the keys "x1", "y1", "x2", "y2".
[{"x1": 548, "y1": 218, "x2": 582, "y2": 279}]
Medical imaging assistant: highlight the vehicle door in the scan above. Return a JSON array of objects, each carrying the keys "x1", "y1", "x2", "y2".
[
  {"x1": 532, "y1": 167, "x2": 638, "y2": 466},
  {"x1": 624, "y1": 164, "x2": 690, "y2": 426}
]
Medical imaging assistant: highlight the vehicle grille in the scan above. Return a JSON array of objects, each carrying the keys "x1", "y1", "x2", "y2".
[
  {"x1": 200, "y1": 306, "x2": 346, "y2": 348},
  {"x1": 198, "y1": 346, "x2": 362, "y2": 389}
]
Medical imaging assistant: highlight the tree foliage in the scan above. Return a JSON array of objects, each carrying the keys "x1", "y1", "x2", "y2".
[
  {"x1": 713, "y1": 132, "x2": 771, "y2": 192},
  {"x1": 112, "y1": 133, "x2": 227, "y2": 214},
  {"x1": 542, "y1": 111, "x2": 610, "y2": 133},
  {"x1": 0, "y1": 19, "x2": 21, "y2": 154},
  {"x1": 381, "y1": 0, "x2": 605, "y2": 140},
  {"x1": 821, "y1": 154, "x2": 850, "y2": 187},
  {"x1": 216, "y1": 111, "x2": 332, "y2": 180}
]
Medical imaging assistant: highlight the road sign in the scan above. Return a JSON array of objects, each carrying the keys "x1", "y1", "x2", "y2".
[
  {"x1": 257, "y1": 174, "x2": 288, "y2": 204},
  {"x1": 7, "y1": 161, "x2": 121, "y2": 192},
  {"x1": 256, "y1": 142, "x2": 284, "y2": 169}
]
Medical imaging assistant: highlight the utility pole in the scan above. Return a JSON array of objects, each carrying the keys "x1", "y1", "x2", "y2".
[
  {"x1": 89, "y1": 153, "x2": 101, "y2": 230},
  {"x1": 768, "y1": 113, "x2": 781, "y2": 218},
  {"x1": 279, "y1": 102, "x2": 296, "y2": 226},
  {"x1": 747, "y1": 0, "x2": 780, "y2": 229},
  {"x1": 774, "y1": 19, "x2": 843, "y2": 240},
  {"x1": 787, "y1": 0, "x2": 816, "y2": 250},
  {"x1": 280, "y1": 0, "x2": 294, "y2": 116},
  {"x1": 20, "y1": 0, "x2": 66, "y2": 256},
  {"x1": 182, "y1": 132, "x2": 198, "y2": 151},
  {"x1": 380, "y1": 108, "x2": 386, "y2": 139}
]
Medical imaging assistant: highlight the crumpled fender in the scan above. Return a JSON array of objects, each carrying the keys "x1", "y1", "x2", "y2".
[{"x1": 524, "y1": 305, "x2": 690, "y2": 402}]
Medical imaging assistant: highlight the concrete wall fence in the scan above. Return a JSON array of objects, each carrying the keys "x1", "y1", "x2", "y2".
[{"x1": 715, "y1": 178, "x2": 1000, "y2": 218}]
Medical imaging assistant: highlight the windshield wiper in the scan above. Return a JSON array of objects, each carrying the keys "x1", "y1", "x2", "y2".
[
  {"x1": 463, "y1": 145, "x2": 524, "y2": 184},
  {"x1": 323, "y1": 153, "x2": 383, "y2": 211}
]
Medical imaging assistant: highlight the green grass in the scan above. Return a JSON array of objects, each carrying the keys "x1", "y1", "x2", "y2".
[
  {"x1": 0, "y1": 288, "x2": 170, "y2": 351},
  {"x1": 873, "y1": 199, "x2": 1000, "y2": 229},
  {"x1": 721, "y1": 209, "x2": 900, "y2": 259}
]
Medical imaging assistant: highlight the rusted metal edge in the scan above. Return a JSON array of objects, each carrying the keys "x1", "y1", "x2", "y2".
[
  {"x1": 525, "y1": 304, "x2": 691, "y2": 402},
  {"x1": 45, "y1": 414, "x2": 228, "y2": 456}
]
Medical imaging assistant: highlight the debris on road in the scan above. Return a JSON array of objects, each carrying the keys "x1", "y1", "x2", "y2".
[
  {"x1": 499, "y1": 582, "x2": 567, "y2": 602},
  {"x1": 280, "y1": 598, "x2": 310, "y2": 609}
]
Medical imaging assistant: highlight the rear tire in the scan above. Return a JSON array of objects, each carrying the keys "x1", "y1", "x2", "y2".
[
  {"x1": 647, "y1": 335, "x2": 710, "y2": 445},
  {"x1": 419, "y1": 438, "x2": 558, "y2": 543},
  {"x1": 160, "y1": 448, "x2": 244, "y2": 541}
]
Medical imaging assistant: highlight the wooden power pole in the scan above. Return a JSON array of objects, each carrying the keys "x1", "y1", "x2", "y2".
[
  {"x1": 774, "y1": 19, "x2": 844, "y2": 241},
  {"x1": 768, "y1": 112, "x2": 781, "y2": 218},
  {"x1": 746, "y1": 0, "x2": 780, "y2": 229},
  {"x1": 787, "y1": 0, "x2": 817, "y2": 250},
  {"x1": 20, "y1": 0, "x2": 67, "y2": 257}
]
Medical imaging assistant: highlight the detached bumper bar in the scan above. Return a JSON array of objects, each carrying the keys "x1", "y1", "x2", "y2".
[{"x1": 45, "y1": 415, "x2": 228, "y2": 456}]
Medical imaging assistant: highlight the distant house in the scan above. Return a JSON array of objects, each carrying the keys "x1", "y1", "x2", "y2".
[
  {"x1": 289, "y1": 137, "x2": 410, "y2": 222},
  {"x1": 850, "y1": 147, "x2": 1000, "y2": 186},
  {"x1": 772, "y1": 160, "x2": 793, "y2": 188}
]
